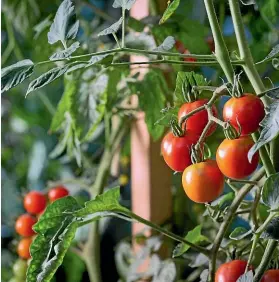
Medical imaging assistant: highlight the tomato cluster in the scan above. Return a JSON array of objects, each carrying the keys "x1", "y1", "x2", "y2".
[
  {"x1": 161, "y1": 93, "x2": 265, "y2": 204},
  {"x1": 215, "y1": 260, "x2": 279, "y2": 282},
  {"x1": 13, "y1": 186, "x2": 69, "y2": 280}
]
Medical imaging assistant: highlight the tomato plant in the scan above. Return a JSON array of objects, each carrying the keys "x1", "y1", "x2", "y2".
[
  {"x1": 182, "y1": 160, "x2": 224, "y2": 203},
  {"x1": 161, "y1": 131, "x2": 199, "y2": 172},
  {"x1": 15, "y1": 214, "x2": 37, "y2": 237},
  {"x1": 178, "y1": 99, "x2": 218, "y2": 136},
  {"x1": 48, "y1": 186, "x2": 69, "y2": 202},
  {"x1": 216, "y1": 136, "x2": 259, "y2": 179},
  {"x1": 23, "y1": 191, "x2": 47, "y2": 215},
  {"x1": 223, "y1": 94, "x2": 265, "y2": 135},
  {"x1": 1, "y1": 0, "x2": 279, "y2": 282}
]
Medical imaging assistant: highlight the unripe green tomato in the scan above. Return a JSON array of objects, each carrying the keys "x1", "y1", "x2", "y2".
[
  {"x1": 13, "y1": 259, "x2": 27, "y2": 278},
  {"x1": 8, "y1": 277, "x2": 23, "y2": 282}
]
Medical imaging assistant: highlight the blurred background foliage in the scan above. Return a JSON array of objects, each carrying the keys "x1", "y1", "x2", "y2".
[{"x1": 1, "y1": 0, "x2": 279, "y2": 281}]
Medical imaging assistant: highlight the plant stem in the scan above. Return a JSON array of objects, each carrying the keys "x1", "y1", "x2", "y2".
[
  {"x1": 121, "y1": 8, "x2": 125, "y2": 48},
  {"x1": 203, "y1": 0, "x2": 235, "y2": 83},
  {"x1": 126, "y1": 211, "x2": 211, "y2": 257},
  {"x1": 245, "y1": 234, "x2": 259, "y2": 272},
  {"x1": 208, "y1": 167, "x2": 266, "y2": 281},
  {"x1": 254, "y1": 240, "x2": 278, "y2": 282}
]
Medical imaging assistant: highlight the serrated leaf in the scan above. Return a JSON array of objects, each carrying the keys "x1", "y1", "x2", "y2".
[
  {"x1": 262, "y1": 173, "x2": 279, "y2": 211},
  {"x1": 98, "y1": 17, "x2": 123, "y2": 36},
  {"x1": 153, "y1": 36, "x2": 175, "y2": 52},
  {"x1": 257, "y1": 43, "x2": 279, "y2": 64},
  {"x1": 27, "y1": 220, "x2": 78, "y2": 282},
  {"x1": 26, "y1": 65, "x2": 70, "y2": 96},
  {"x1": 128, "y1": 17, "x2": 145, "y2": 32},
  {"x1": 50, "y1": 42, "x2": 80, "y2": 60},
  {"x1": 74, "y1": 186, "x2": 128, "y2": 217},
  {"x1": 1, "y1": 60, "x2": 34, "y2": 93},
  {"x1": 48, "y1": 0, "x2": 79, "y2": 45},
  {"x1": 172, "y1": 225, "x2": 208, "y2": 257},
  {"x1": 174, "y1": 71, "x2": 208, "y2": 105},
  {"x1": 112, "y1": 0, "x2": 136, "y2": 10},
  {"x1": 159, "y1": 0, "x2": 180, "y2": 25},
  {"x1": 260, "y1": 217, "x2": 279, "y2": 240},
  {"x1": 87, "y1": 54, "x2": 114, "y2": 67},
  {"x1": 248, "y1": 100, "x2": 279, "y2": 162},
  {"x1": 229, "y1": 227, "x2": 252, "y2": 240},
  {"x1": 237, "y1": 271, "x2": 253, "y2": 282}
]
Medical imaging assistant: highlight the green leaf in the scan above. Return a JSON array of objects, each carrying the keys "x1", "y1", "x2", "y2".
[
  {"x1": 237, "y1": 271, "x2": 253, "y2": 282},
  {"x1": 260, "y1": 217, "x2": 279, "y2": 240},
  {"x1": 134, "y1": 70, "x2": 167, "y2": 141},
  {"x1": 112, "y1": 0, "x2": 136, "y2": 10},
  {"x1": 1, "y1": 60, "x2": 34, "y2": 93},
  {"x1": 63, "y1": 251, "x2": 85, "y2": 282},
  {"x1": 74, "y1": 186, "x2": 129, "y2": 217},
  {"x1": 159, "y1": 0, "x2": 180, "y2": 25},
  {"x1": 248, "y1": 100, "x2": 279, "y2": 162},
  {"x1": 155, "y1": 107, "x2": 178, "y2": 127},
  {"x1": 27, "y1": 220, "x2": 78, "y2": 282},
  {"x1": 172, "y1": 225, "x2": 208, "y2": 258},
  {"x1": 50, "y1": 78, "x2": 77, "y2": 133},
  {"x1": 26, "y1": 65, "x2": 70, "y2": 96},
  {"x1": 257, "y1": 43, "x2": 279, "y2": 64},
  {"x1": 48, "y1": 0, "x2": 79, "y2": 45},
  {"x1": 128, "y1": 17, "x2": 145, "y2": 32},
  {"x1": 262, "y1": 173, "x2": 279, "y2": 211},
  {"x1": 98, "y1": 17, "x2": 123, "y2": 36},
  {"x1": 34, "y1": 16, "x2": 52, "y2": 39},
  {"x1": 153, "y1": 36, "x2": 175, "y2": 52},
  {"x1": 50, "y1": 42, "x2": 80, "y2": 60},
  {"x1": 174, "y1": 71, "x2": 209, "y2": 105},
  {"x1": 229, "y1": 227, "x2": 252, "y2": 240}
]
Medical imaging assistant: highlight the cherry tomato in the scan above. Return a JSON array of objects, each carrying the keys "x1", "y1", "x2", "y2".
[
  {"x1": 183, "y1": 49, "x2": 197, "y2": 62},
  {"x1": 261, "y1": 270, "x2": 279, "y2": 282},
  {"x1": 24, "y1": 191, "x2": 46, "y2": 215},
  {"x1": 13, "y1": 259, "x2": 27, "y2": 278},
  {"x1": 182, "y1": 159, "x2": 224, "y2": 203},
  {"x1": 215, "y1": 260, "x2": 248, "y2": 282},
  {"x1": 161, "y1": 131, "x2": 199, "y2": 172},
  {"x1": 223, "y1": 94, "x2": 265, "y2": 135},
  {"x1": 216, "y1": 136, "x2": 259, "y2": 179},
  {"x1": 178, "y1": 99, "x2": 218, "y2": 137},
  {"x1": 15, "y1": 214, "x2": 37, "y2": 237},
  {"x1": 48, "y1": 186, "x2": 69, "y2": 202},
  {"x1": 17, "y1": 237, "x2": 32, "y2": 259}
]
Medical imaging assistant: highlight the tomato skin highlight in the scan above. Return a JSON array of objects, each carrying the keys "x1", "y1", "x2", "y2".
[
  {"x1": 178, "y1": 99, "x2": 218, "y2": 137},
  {"x1": 215, "y1": 260, "x2": 248, "y2": 282},
  {"x1": 216, "y1": 136, "x2": 259, "y2": 180},
  {"x1": 24, "y1": 191, "x2": 47, "y2": 215},
  {"x1": 182, "y1": 160, "x2": 224, "y2": 203},
  {"x1": 17, "y1": 237, "x2": 33, "y2": 259},
  {"x1": 261, "y1": 270, "x2": 279, "y2": 282},
  {"x1": 161, "y1": 131, "x2": 199, "y2": 172},
  {"x1": 48, "y1": 186, "x2": 69, "y2": 202},
  {"x1": 15, "y1": 214, "x2": 37, "y2": 237},
  {"x1": 223, "y1": 94, "x2": 265, "y2": 135}
]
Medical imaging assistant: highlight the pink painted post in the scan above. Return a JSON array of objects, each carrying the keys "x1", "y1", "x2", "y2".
[{"x1": 130, "y1": 0, "x2": 172, "y2": 242}]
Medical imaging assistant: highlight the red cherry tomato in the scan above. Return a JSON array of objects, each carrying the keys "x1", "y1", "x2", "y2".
[
  {"x1": 48, "y1": 186, "x2": 69, "y2": 202},
  {"x1": 215, "y1": 260, "x2": 248, "y2": 282},
  {"x1": 216, "y1": 136, "x2": 259, "y2": 179},
  {"x1": 182, "y1": 160, "x2": 224, "y2": 203},
  {"x1": 15, "y1": 214, "x2": 37, "y2": 237},
  {"x1": 17, "y1": 237, "x2": 33, "y2": 259},
  {"x1": 183, "y1": 49, "x2": 197, "y2": 62},
  {"x1": 223, "y1": 94, "x2": 265, "y2": 135},
  {"x1": 24, "y1": 191, "x2": 47, "y2": 215},
  {"x1": 161, "y1": 131, "x2": 199, "y2": 172},
  {"x1": 178, "y1": 99, "x2": 218, "y2": 137},
  {"x1": 261, "y1": 270, "x2": 279, "y2": 282}
]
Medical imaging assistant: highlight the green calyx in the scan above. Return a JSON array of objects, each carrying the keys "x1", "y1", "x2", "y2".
[
  {"x1": 170, "y1": 118, "x2": 184, "y2": 137},
  {"x1": 224, "y1": 121, "x2": 241, "y2": 140}
]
